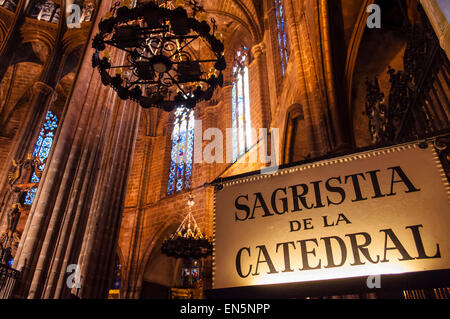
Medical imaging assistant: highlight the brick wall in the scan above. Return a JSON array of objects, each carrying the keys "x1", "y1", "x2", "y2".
[
  {"x1": 112, "y1": 0, "x2": 429, "y2": 298},
  {"x1": 117, "y1": 0, "x2": 342, "y2": 297},
  {"x1": 0, "y1": 0, "x2": 441, "y2": 299}
]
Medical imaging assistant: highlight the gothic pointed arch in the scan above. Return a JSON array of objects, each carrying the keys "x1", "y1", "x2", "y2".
[{"x1": 282, "y1": 103, "x2": 307, "y2": 164}]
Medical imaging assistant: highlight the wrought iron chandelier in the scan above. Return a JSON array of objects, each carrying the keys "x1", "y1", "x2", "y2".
[
  {"x1": 92, "y1": 0, "x2": 226, "y2": 111},
  {"x1": 161, "y1": 194, "x2": 212, "y2": 260}
]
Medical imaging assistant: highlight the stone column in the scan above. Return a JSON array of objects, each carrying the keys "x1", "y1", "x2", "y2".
[
  {"x1": 75, "y1": 96, "x2": 140, "y2": 299},
  {"x1": 284, "y1": 0, "x2": 331, "y2": 157},
  {"x1": 0, "y1": 0, "x2": 26, "y2": 83},
  {"x1": 250, "y1": 42, "x2": 271, "y2": 132},
  {"x1": 318, "y1": 0, "x2": 352, "y2": 152},
  {"x1": 343, "y1": 0, "x2": 375, "y2": 149},
  {"x1": 420, "y1": 0, "x2": 450, "y2": 60},
  {"x1": 12, "y1": 0, "x2": 141, "y2": 299},
  {"x1": 0, "y1": 3, "x2": 67, "y2": 235},
  {"x1": 122, "y1": 134, "x2": 155, "y2": 299},
  {"x1": 220, "y1": 84, "x2": 233, "y2": 165}
]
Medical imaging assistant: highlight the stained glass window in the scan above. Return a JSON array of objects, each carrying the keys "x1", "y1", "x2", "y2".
[
  {"x1": 167, "y1": 107, "x2": 195, "y2": 195},
  {"x1": 274, "y1": 0, "x2": 289, "y2": 75},
  {"x1": 232, "y1": 47, "x2": 251, "y2": 162},
  {"x1": 24, "y1": 110, "x2": 58, "y2": 205},
  {"x1": 111, "y1": 262, "x2": 122, "y2": 289},
  {"x1": 182, "y1": 260, "x2": 200, "y2": 288}
]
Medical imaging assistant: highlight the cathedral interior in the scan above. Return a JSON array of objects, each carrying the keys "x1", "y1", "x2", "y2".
[{"x1": 0, "y1": 0, "x2": 449, "y2": 300}]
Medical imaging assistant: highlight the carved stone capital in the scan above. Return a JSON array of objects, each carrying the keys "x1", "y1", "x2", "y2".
[
  {"x1": 251, "y1": 42, "x2": 266, "y2": 58},
  {"x1": 420, "y1": 0, "x2": 450, "y2": 60},
  {"x1": 32, "y1": 81, "x2": 54, "y2": 95}
]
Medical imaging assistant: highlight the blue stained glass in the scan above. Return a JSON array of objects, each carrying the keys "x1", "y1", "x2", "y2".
[
  {"x1": 113, "y1": 278, "x2": 121, "y2": 289},
  {"x1": 275, "y1": 0, "x2": 289, "y2": 75},
  {"x1": 24, "y1": 110, "x2": 58, "y2": 205},
  {"x1": 39, "y1": 136, "x2": 53, "y2": 161},
  {"x1": 30, "y1": 172, "x2": 40, "y2": 183},
  {"x1": 167, "y1": 119, "x2": 180, "y2": 194},
  {"x1": 184, "y1": 113, "x2": 195, "y2": 189},
  {"x1": 24, "y1": 188, "x2": 37, "y2": 206},
  {"x1": 176, "y1": 115, "x2": 187, "y2": 192},
  {"x1": 231, "y1": 47, "x2": 251, "y2": 163},
  {"x1": 44, "y1": 118, "x2": 57, "y2": 131},
  {"x1": 33, "y1": 135, "x2": 43, "y2": 156},
  {"x1": 167, "y1": 107, "x2": 195, "y2": 195}
]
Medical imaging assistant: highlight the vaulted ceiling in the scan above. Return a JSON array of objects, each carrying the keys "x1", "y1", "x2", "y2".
[{"x1": 200, "y1": 0, "x2": 263, "y2": 43}]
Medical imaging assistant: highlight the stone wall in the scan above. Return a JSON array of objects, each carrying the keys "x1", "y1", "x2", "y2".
[
  {"x1": 118, "y1": 0, "x2": 352, "y2": 298},
  {"x1": 0, "y1": 0, "x2": 445, "y2": 299}
]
